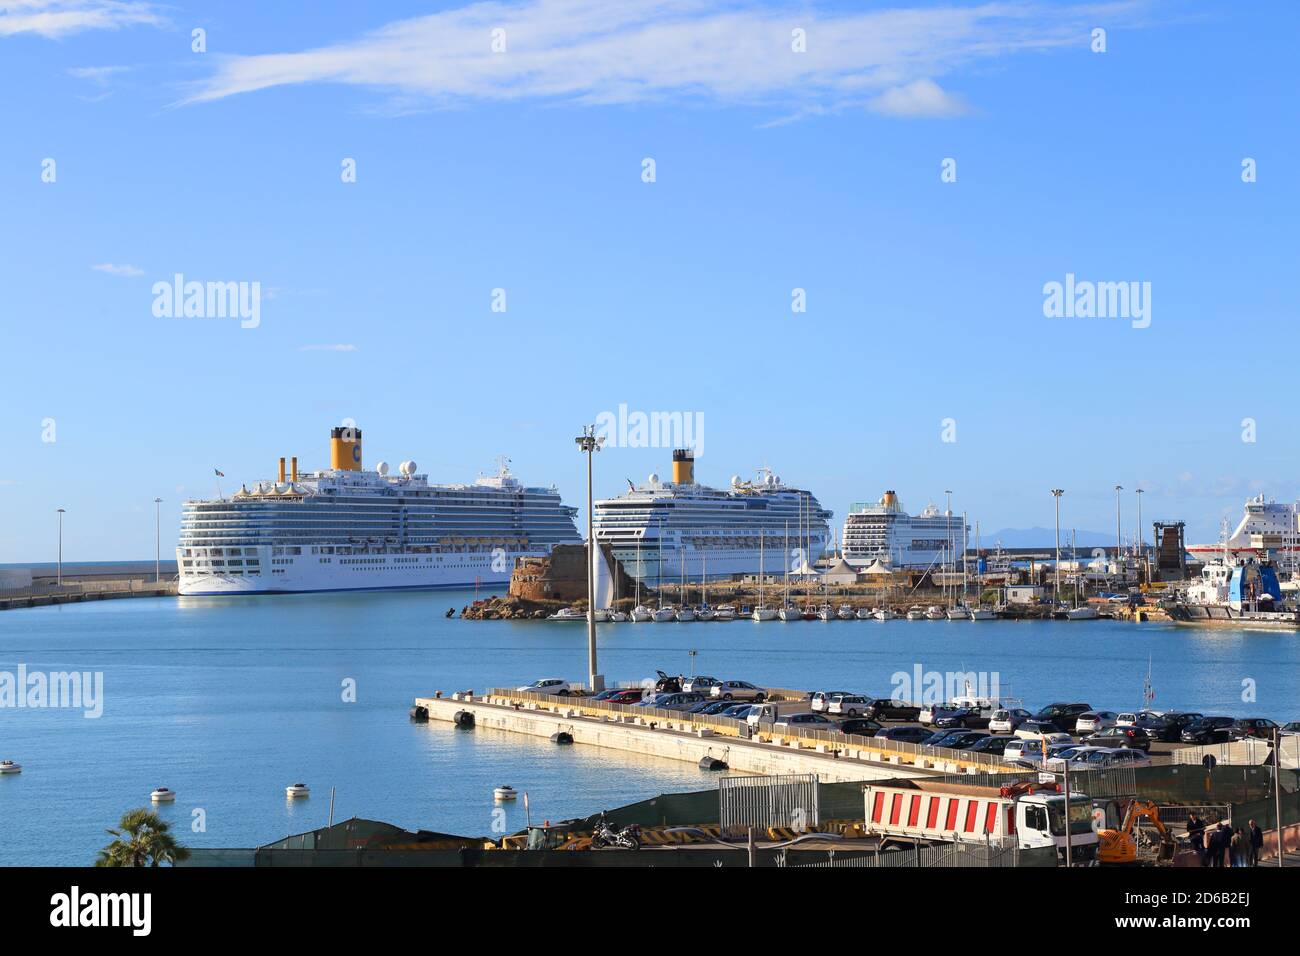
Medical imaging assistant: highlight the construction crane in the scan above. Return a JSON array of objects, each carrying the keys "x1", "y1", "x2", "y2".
[{"x1": 1098, "y1": 800, "x2": 1176, "y2": 865}]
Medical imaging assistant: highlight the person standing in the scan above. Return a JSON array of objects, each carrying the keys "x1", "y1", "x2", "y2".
[
  {"x1": 1249, "y1": 818, "x2": 1264, "y2": 866},
  {"x1": 1231, "y1": 828, "x2": 1246, "y2": 867},
  {"x1": 1188, "y1": 812, "x2": 1206, "y2": 865}
]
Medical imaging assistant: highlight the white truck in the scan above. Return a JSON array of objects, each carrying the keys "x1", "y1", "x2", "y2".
[{"x1": 862, "y1": 779, "x2": 1098, "y2": 863}]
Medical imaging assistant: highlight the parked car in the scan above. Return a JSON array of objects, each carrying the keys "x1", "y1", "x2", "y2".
[
  {"x1": 827, "y1": 694, "x2": 871, "y2": 717},
  {"x1": 718, "y1": 702, "x2": 757, "y2": 719},
  {"x1": 811, "y1": 690, "x2": 856, "y2": 712},
  {"x1": 1043, "y1": 745, "x2": 1096, "y2": 771},
  {"x1": 1230, "y1": 717, "x2": 1281, "y2": 740},
  {"x1": 1082, "y1": 726, "x2": 1152, "y2": 752},
  {"x1": 1005, "y1": 738, "x2": 1074, "y2": 766},
  {"x1": 1074, "y1": 711, "x2": 1118, "y2": 735},
  {"x1": 515, "y1": 678, "x2": 570, "y2": 696},
  {"x1": 864, "y1": 698, "x2": 923, "y2": 722},
  {"x1": 1180, "y1": 716, "x2": 1237, "y2": 744},
  {"x1": 874, "y1": 725, "x2": 935, "y2": 745},
  {"x1": 1030, "y1": 702, "x2": 1093, "y2": 734},
  {"x1": 1115, "y1": 712, "x2": 1139, "y2": 727},
  {"x1": 710, "y1": 680, "x2": 767, "y2": 701},
  {"x1": 603, "y1": 688, "x2": 644, "y2": 705},
  {"x1": 1015, "y1": 721, "x2": 1069, "y2": 741},
  {"x1": 653, "y1": 670, "x2": 683, "y2": 693},
  {"x1": 923, "y1": 729, "x2": 989, "y2": 750},
  {"x1": 1075, "y1": 747, "x2": 1151, "y2": 768},
  {"x1": 681, "y1": 676, "x2": 720, "y2": 694},
  {"x1": 932, "y1": 706, "x2": 992, "y2": 729},
  {"x1": 988, "y1": 708, "x2": 1032, "y2": 734},
  {"x1": 965, "y1": 735, "x2": 1015, "y2": 756},
  {"x1": 696, "y1": 699, "x2": 740, "y2": 716},
  {"x1": 1135, "y1": 711, "x2": 1202, "y2": 742},
  {"x1": 776, "y1": 712, "x2": 839, "y2": 731},
  {"x1": 1282, "y1": 721, "x2": 1300, "y2": 735},
  {"x1": 837, "y1": 718, "x2": 884, "y2": 737}
]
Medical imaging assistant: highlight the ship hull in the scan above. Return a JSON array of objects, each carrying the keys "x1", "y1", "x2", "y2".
[
  {"x1": 1168, "y1": 603, "x2": 1300, "y2": 630},
  {"x1": 607, "y1": 541, "x2": 830, "y2": 583}
]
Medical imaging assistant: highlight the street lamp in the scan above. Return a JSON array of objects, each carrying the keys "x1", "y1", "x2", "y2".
[
  {"x1": 575, "y1": 425, "x2": 605, "y2": 692},
  {"x1": 56, "y1": 508, "x2": 66, "y2": 586},
  {"x1": 1135, "y1": 488, "x2": 1145, "y2": 564},
  {"x1": 154, "y1": 498, "x2": 163, "y2": 583},
  {"x1": 1114, "y1": 485, "x2": 1123, "y2": 574},
  {"x1": 1051, "y1": 490, "x2": 1064, "y2": 605}
]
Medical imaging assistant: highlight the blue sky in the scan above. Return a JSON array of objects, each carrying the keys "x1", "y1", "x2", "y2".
[{"x1": 1, "y1": 0, "x2": 1297, "y2": 562}]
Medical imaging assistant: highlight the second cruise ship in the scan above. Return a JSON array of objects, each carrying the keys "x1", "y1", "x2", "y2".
[
  {"x1": 592, "y1": 449, "x2": 832, "y2": 584},
  {"x1": 841, "y1": 490, "x2": 968, "y2": 570},
  {"x1": 177, "y1": 427, "x2": 581, "y2": 595}
]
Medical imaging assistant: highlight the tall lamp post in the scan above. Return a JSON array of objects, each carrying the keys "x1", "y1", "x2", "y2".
[
  {"x1": 575, "y1": 425, "x2": 605, "y2": 692},
  {"x1": 1114, "y1": 485, "x2": 1123, "y2": 575},
  {"x1": 1051, "y1": 490, "x2": 1064, "y2": 605},
  {"x1": 56, "y1": 508, "x2": 66, "y2": 586},
  {"x1": 154, "y1": 497, "x2": 163, "y2": 583},
  {"x1": 1135, "y1": 488, "x2": 1145, "y2": 580}
]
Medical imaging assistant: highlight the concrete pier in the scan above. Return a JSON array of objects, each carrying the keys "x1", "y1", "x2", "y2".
[{"x1": 415, "y1": 692, "x2": 972, "y2": 783}]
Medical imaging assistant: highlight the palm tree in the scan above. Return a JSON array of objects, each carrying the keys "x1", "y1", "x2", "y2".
[{"x1": 95, "y1": 808, "x2": 190, "y2": 867}]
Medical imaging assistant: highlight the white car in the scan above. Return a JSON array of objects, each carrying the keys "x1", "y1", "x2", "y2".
[
  {"x1": 1073, "y1": 747, "x2": 1151, "y2": 769},
  {"x1": 682, "y1": 676, "x2": 720, "y2": 694},
  {"x1": 1075, "y1": 711, "x2": 1119, "y2": 735},
  {"x1": 516, "y1": 678, "x2": 570, "y2": 696},
  {"x1": 1115, "y1": 712, "x2": 1139, "y2": 728},
  {"x1": 710, "y1": 680, "x2": 767, "y2": 701},
  {"x1": 827, "y1": 694, "x2": 870, "y2": 717},
  {"x1": 988, "y1": 708, "x2": 1031, "y2": 734},
  {"x1": 811, "y1": 690, "x2": 854, "y2": 712}
]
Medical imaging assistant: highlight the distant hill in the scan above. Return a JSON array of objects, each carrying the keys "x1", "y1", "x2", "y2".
[{"x1": 981, "y1": 528, "x2": 1115, "y2": 549}]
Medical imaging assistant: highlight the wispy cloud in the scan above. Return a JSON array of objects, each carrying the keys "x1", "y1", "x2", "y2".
[
  {"x1": 181, "y1": 0, "x2": 1148, "y2": 116},
  {"x1": 91, "y1": 262, "x2": 144, "y2": 277},
  {"x1": 0, "y1": 1, "x2": 164, "y2": 39},
  {"x1": 297, "y1": 344, "x2": 358, "y2": 352},
  {"x1": 68, "y1": 64, "x2": 133, "y2": 85}
]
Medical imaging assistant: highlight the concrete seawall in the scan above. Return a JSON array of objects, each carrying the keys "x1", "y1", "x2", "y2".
[{"x1": 416, "y1": 693, "x2": 950, "y2": 783}]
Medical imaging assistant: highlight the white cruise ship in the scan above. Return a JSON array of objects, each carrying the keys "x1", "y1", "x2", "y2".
[
  {"x1": 591, "y1": 450, "x2": 831, "y2": 583},
  {"x1": 841, "y1": 491, "x2": 968, "y2": 570},
  {"x1": 1186, "y1": 494, "x2": 1300, "y2": 566},
  {"x1": 176, "y1": 428, "x2": 581, "y2": 595}
]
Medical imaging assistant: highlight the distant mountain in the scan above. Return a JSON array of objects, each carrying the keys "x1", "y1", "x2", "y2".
[{"x1": 980, "y1": 528, "x2": 1116, "y2": 549}]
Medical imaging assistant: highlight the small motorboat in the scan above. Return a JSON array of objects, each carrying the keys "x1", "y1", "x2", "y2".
[
  {"x1": 713, "y1": 605, "x2": 737, "y2": 621},
  {"x1": 837, "y1": 604, "x2": 856, "y2": 620},
  {"x1": 925, "y1": 605, "x2": 947, "y2": 620},
  {"x1": 493, "y1": 785, "x2": 518, "y2": 801},
  {"x1": 817, "y1": 604, "x2": 835, "y2": 621},
  {"x1": 547, "y1": 607, "x2": 586, "y2": 621},
  {"x1": 0, "y1": 760, "x2": 21, "y2": 775},
  {"x1": 969, "y1": 607, "x2": 996, "y2": 621},
  {"x1": 629, "y1": 605, "x2": 653, "y2": 622},
  {"x1": 873, "y1": 608, "x2": 899, "y2": 621},
  {"x1": 906, "y1": 606, "x2": 927, "y2": 620},
  {"x1": 445, "y1": 608, "x2": 456, "y2": 618},
  {"x1": 1066, "y1": 606, "x2": 1100, "y2": 620},
  {"x1": 855, "y1": 607, "x2": 874, "y2": 620},
  {"x1": 285, "y1": 783, "x2": 310, "y2": 798},
  {"x1": 150, "y1": 787, "x2": 176, "y2": 803}
]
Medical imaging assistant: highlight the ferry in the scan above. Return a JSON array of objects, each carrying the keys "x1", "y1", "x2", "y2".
[
  {"x1": 1168, "y1": 553, "x2": 1300, "y2": 629},
  {"x1": 592, "y1": 449, "x2": 832, "y2": 583},
  {"x1": 1186, "y1": 494, "x2": 1300, "y2": 567},
  {"x1": 176, "y1": 427, "x2": 581, "y2": 595},
  {"x1": 841, "y1": 491, "x2": 968, "y2": 570}
]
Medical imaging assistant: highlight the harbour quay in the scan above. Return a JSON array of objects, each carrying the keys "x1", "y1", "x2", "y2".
[{"x1": 0, "y1": 561, "x2": 178, "y2": 611}]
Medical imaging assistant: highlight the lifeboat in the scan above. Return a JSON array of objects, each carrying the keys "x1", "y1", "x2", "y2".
[
  {"x1": 285, "y1": 783, "x2": 311, "y2": 798},
  {"x1": 150, "y1": 787, "x2": 176, "y2": 802}
]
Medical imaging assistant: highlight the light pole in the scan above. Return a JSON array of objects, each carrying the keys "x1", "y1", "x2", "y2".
[
  {"x1": 56, "y1": 508, "x2": 66, "y2": 586},
  {"x1": 154, "y1": 498, "x2": 163, "y2": 583},
  {"x1": 944, "y1": 489, "x2": 953, "y2": 596},
  {"x1": 1051, "y1": 490, "x2": 1064, "y2": 605},
  {"x1": 575, "y1": 425, "x2": 605, "y2": 692},
  {"x1": 1114, "y1": 485, "x2": 1123, "y2": 575},
  {"x1": 1135, "y1": 488, "x2": 1145, "y2": 579}
]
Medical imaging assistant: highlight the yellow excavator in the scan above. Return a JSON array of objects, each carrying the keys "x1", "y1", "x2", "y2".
[{"x1": 1098, "y1": 800, "x2": 1176, "y2": 865}]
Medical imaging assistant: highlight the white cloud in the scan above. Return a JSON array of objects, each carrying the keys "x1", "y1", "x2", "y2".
[
  {"x1": 91, "y1": 262, "x2": 144, "y2": 277},
  {"x1": 0, "y1": 1, "x2": 164, "y2": 38},
  {"x1": 868, "y1": 78, "x2": 968, "y2": 117},
  {"x1": 68, "y1": 65, "x2": 133, "y2": 86},
  {"x1": 298, "y1": 344, "x2": 358, "y2": 352},
  {"x1": 181, "y1": 0, "x2": 1147, "y2": 116}
]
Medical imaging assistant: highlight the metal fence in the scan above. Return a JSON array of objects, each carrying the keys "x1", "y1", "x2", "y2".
[
  {"x1": 789, "y1": 838, "x2": 1043, "y2": 868},
  {"x1": 1174, "y1": 737, "x2": 1300, "y2": 769},
  {"x1": 720, "y1": 774, "x2": 820, "y2": 830},
  {"x1": 481, "y1": 688, "x2": 1018, "y2": 774}
]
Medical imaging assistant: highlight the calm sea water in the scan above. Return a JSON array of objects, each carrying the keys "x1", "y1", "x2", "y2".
[{"x1": 2, "y1": 590, "x2": 1298, "y2": 866}]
